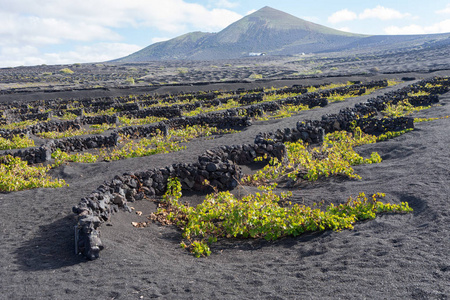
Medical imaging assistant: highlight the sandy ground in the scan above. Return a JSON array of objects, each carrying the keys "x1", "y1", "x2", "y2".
[{"x1": 0, "y1": 69, "x2": 449, "y2": 299}]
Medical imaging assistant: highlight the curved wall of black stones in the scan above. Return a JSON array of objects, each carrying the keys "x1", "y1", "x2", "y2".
[{"x1": 71, "y1": 77, "x2": 449, "y2": 260}]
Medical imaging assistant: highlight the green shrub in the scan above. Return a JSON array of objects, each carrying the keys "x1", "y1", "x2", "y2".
[
  {"x1": 37, "y1": 127, "x2": 107, "y2": 139},
  {"x1": 95, "y1": 125, "x2": 237, "y2": 162},
  {"x1": 59, "y1": 68, "x2": 74, "y2": 74},
  {"x1": 169, "y1": 125, "x2": 238, "y2": 141},
  {"x1": 327, "y1": 86, "x2": 384, "y2": 103},
  {"x1": 414, "y1": 115, "x2": 449, "y2": 123},
  {"x1": 244, "y1": 128, "x2": 379, "y2": 185},
  {"x1": 377, "y1": 129, "x2": 414, "y2": 141},
  {"x1": 0, "y1": 135, "x2": 35, "y2": 150},
  {"x1": 101, "y1": 134, "x2": 185, "y2": 161},
  {"x1": 387, "y1": 80, "x2": 402, "y2": 87},
  {"x1": 57, "y1": 112, "x2": 78, "y2": 121},
  {"x1": 408, "y1": 91, "x2": 430, "y2": 97},
  {"x1": 382, "y1": 100, "x2": 431, "y2": 118},
  {"x1": 0, "y1": 120, "x2": 46, "y2": 130},
  {"x1": 254, "y1": 104, "x2": 311, "y2": 120},
  {"x1": 249, "y1": 74, "x2": 263, "y2": 79},
  {"x1": 182, "y1": 99, "x2": 241, "y2": 116},
  {"x1": 89, "y1": 123, "x2": 116, "y2": 131},
  {"x1": 51, "y1": 148, "x2": 99, "y2": 167},
  {"x1": 118, "y1": 115, "x2": 167, "y2": 126},
  {"x1": 84, "y1": 107, "x2": 118, "y2": 117},
  {"x1": 153, "y1": 178, "x2": 412, "y2": 257},
  {"x1": 263, "y1": 92, "x2": 305, "y2": 102},
  {"x1": 0, "y1": 155, "x2": 67, "y2": 192}
]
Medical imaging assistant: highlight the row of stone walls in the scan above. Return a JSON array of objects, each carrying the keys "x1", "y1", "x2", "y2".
[
  {"x1": 0, "y1": 79, "x2": 390, "y2": 124},
  {"x1": 74, "y1": 79, "x2": 444, "y2": 260}
]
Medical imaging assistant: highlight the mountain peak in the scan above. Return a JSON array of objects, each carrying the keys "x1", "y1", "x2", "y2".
[
  {"x1": 246, "y1": 6, "x2": 302, "y2": 27},
  {"x1": 257, "y1": 6, "x2": 277, "y2": 12},
  {"x1": 114, "y1": 6, "x2": 367, "y2": 62},
  {"x1": 215, "y1": 5, "x2": 361, "y2": 44}
]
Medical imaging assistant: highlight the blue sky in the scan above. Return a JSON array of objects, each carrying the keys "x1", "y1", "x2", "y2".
[{"x1": 1, "y1": 0, "x2": 449, "y2": 67}]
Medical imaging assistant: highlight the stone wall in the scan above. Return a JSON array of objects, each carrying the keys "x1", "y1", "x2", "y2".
[
  {"x1": 0, "y1": 79, "x2": 390, "y2": 125},
  {"x1": 72, "y1": 77, "x2": 450, "y2": 260},
  {"x1": 2, "y1": 134, "x2": 119, "y2": 164},
  {"x1": 2, "y1": 77, "x2": 448, "y2": 260},
  {"x1": 0, "y1": 120, "x2": 82, "y2": 139},
  {"x1": 72, "y1": 158, "x2": 243, "y2": 259}
]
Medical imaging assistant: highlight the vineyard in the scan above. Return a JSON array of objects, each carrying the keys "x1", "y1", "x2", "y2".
[
  {"x1": 1, "y1": 75, "x2": 449, "y2": 259},
  {"x1": 1, "y1": 69, "x2": 450, "y2": 299}
]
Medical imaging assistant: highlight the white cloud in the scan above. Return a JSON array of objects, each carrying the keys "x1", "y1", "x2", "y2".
[
  {"x1": 0, "y1": 13, "x2": 121, "y2": 47},
  {"x1": 129, "y1": 2, "x2": 242, "y2": 33},
  {"x1": 246, "y1": 9, "x2": 257, "y2": 15},
  {"x1": 0, "y1": 43, "x2": 142, "y2": 67},
  {"x1": 0, "y1": 0, "x2": 244, "y2": 66},
  {"x1": 0, "y1": 45, "x2": 45, "y2": 67},
  {"x1": 190, "y1": 8, "x2": 242, "y2": 31},
  {"x1": 328, "y1": 6, "x2": 413, "y2": 25},
  {"x1": 436, "y1": 4, "x2": 450, "y2": 15},
  {"x1": 359, "y1": 6, "x2": 411, "y2": 20},
  {"x1": 328, "y1": 9, "x2": 357, "y2": 24},
  {"x1": 0, "y1": 0, "x2": 242, "y2": 46},
  {"x1": 384, "y1": 19, "x2": 450, "y2": 35},
  {"x1": 46, "y1": 43, "x2": 143, "y2": 64}
]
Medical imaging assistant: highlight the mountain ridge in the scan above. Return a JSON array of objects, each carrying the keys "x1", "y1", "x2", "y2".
[{"x1": 114, "y1": 6, "x2": 450, "y2": 62}]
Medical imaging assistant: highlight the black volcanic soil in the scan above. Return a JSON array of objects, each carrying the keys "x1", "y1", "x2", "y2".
[{"x1": 0, "y1": 57, "x2": 449, "y2": 299}]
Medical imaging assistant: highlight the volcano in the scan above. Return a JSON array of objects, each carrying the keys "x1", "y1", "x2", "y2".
[{"x1": 114, "y1": 6, "x2": 450, "y2": 62}]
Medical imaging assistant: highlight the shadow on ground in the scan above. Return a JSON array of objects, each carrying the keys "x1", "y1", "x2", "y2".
[{"x1": 14, "y1": 215, "x2": 86, "y2": 271}]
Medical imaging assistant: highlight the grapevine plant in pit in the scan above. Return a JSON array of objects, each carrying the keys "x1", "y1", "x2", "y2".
[
  {"x1": 101, "y1": 125, "x2": 238, "y2": 161},
  {"x1": 382, "y1": 99, "x2": 433, "y2": 118},
  {"x1": 0, "y1": 135, "x2": 35, "y2": 150},
  {"x1": 243, "y1": 127, "x2": 382, "y2": 185},
  {"x1": 0, "y1": 155, "x2": 67, "y2": 192},
  {"x1": 151, "y1": 178, "x2": 413, "y2": 257},
  {"x1": 48, "y1": 124, "x2": 239, "y2": 165}
]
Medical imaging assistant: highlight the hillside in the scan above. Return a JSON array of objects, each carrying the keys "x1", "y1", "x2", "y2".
[
  {"x1": 114, "y1": 6, "x2": 367, "y2": 62},
  {"x1": 114, "y1": 6, "x2": 450, "y2": 62}
]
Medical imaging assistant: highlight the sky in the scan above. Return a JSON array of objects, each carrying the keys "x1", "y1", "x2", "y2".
[{"x1": 1, "y1": 0, "x2": 450, "y2": 68}]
